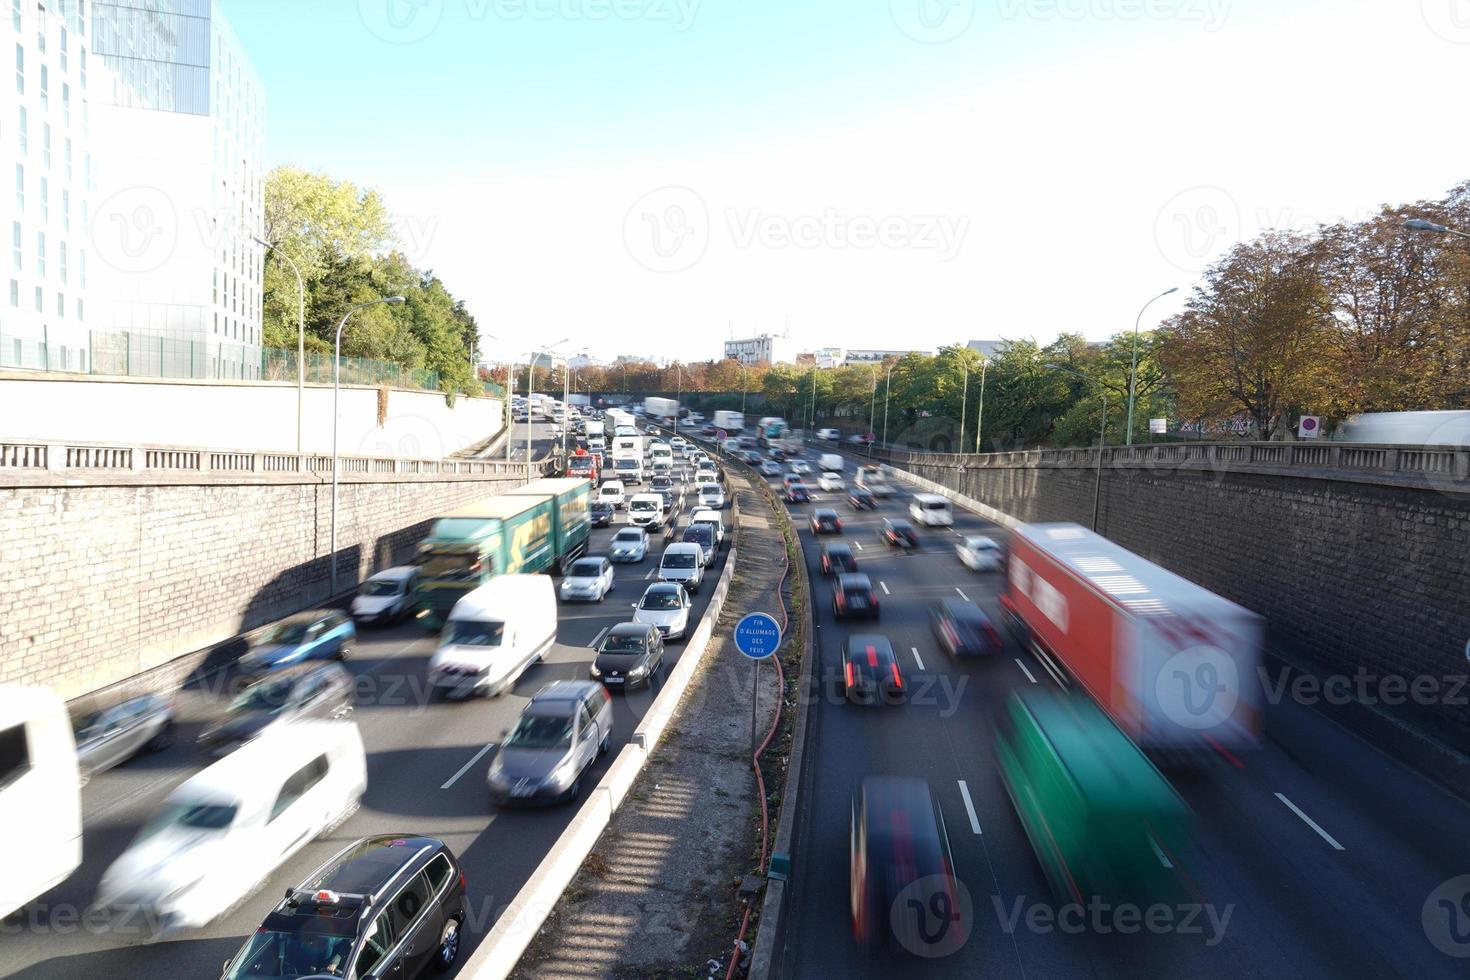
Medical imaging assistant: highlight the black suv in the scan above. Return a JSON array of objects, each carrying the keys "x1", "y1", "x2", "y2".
[{"x1": 220, "y1": 835, "x2": 467, "y2": 980}]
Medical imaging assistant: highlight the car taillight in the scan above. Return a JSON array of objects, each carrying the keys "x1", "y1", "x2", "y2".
[
  {"x1": 844, "y1": 662, "x2": 854, "y2": 688},
  {"x1": 890, "y1": 663, "x2": 903, "y2": 689},
  {"x1": 836, "y1": 592, "x2": 846, "y2": 607}
]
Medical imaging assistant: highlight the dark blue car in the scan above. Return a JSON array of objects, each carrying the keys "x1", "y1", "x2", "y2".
[{"x1": 238, "y1": 610, "x2": 355, "y2": 673}]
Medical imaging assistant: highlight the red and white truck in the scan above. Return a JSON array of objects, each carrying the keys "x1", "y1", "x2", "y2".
[{"x1": 1001, "y1": 523, "x2": 1263, "y2": 754}]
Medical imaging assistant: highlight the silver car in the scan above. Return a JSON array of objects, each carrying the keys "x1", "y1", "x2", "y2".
[
  {"x1": 609, "y1": 527, "x2": 648, "y2": 563},
  {"x1": 488, "y1": 681, "x2": 613, "y2": 805},
  {"x1": 71, "y1": 693, "x2": 176, "y2": 786}
]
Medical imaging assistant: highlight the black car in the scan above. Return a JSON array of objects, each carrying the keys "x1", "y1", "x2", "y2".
[
  {"x1": 682, "y1": 524, "x2": 718, "y2": 566},
  {"x1": 848, "y1": 486, "x2": 877, "y2": 510},
  {"x1": 881, "y1": 518, "x2": 919, "y2": 548},
  {"x1": 768, "y1": 447, "x2": 787, "y2": 462},
  {"x1": 820, "y1": 542, "x2": 857, "y2": 576},
  {"x1": 851, "y1": 778, "x2": 961, "y2": 950},
  {"x1": 590, "y1": 501, "x2": 615, "y2": 527},
  {"x1": 834, "y1": 573, "x2": 880, "y2": 621},
  {"x1": 199, "y1": 663, "x2": 354, "y2": 756},
  {"x1": 931, "y1": 598, "x2": 1004, "y2": 657},
  {"x1": 591, "y1": 622, "x2": 666, "y2": 690},
  {"x1": 785, "y1": 484, "x2": 811, "y2": 504},
  {"x1": 656, "y1": 487, "x2": 680, "y2": 513},
  {"x1": 220, "y1": 835, "x2": 467, "y2": 980},
  {"x1": 842, "y1": 633, "x2": 904, "y2": 704},
  {"x1": 810, "y1": 508, "x2": 842, "y2": 534},
  {"x1": 741, "y1": 450, "x2": 764, "y2": 465}
]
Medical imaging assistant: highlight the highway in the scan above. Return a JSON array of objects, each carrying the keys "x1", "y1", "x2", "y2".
[
  {"x1": 762, "y1": 440, "x2": 1470, "y2": 978},
  {"x1": 1, "y1": 420, "x2": 727, "y2": 980}
]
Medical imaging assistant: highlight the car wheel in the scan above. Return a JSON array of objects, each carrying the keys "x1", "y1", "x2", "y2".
[
  {"x1": 600, "y1": 732, "x2": 611, "y2": 755},
  {"x1": 434, "y1": 917, "x2": 463, "y2": 972},
  {"x1": 146, "y1": 720, "x2": 176, "y2": 753}
]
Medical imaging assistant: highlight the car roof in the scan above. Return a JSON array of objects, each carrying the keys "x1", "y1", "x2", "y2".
[
  {"x1": 823, "y1": 541, "x2": 852, "y2": 554},
  {"x1": 846, "y1": 634, "x2": 895, "y2": 656},
  {"x1": 644, "y1": 582, "x2": 681, "y2": 594},
  {"x1": 296, "y1": 834, "x2": 443, "y2": 898},
  {"x1": 613, "y1": 526, "x2": 645, "y2": 536},
  {"x1": 608, "y1": 622, "x2": 652, "y2": 637},
  {"x1": 939, "y1": 597, "x2": 988, "y2": 619},
  {"x1": 837, "y1": 573, "x2": 872, "y2": 588},
  {"x1": 533, "y1": 679, "x2": 602, "y2": 703},
  {"x1": 815, "y1": 508, "x2": 838, "y2": 517},
  {"x1": 887, "y1": 517, "x2": 914, "y2": 527},
  {"x1": 366, "y1": 566, "x2": 418, "y2": 583}
]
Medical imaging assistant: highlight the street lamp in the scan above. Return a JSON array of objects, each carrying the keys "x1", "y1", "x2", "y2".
[
  {"x1": 527, "y1": 338, "x2": 569, "y2": 469},
  {"x1": 254, "y1": 237, "x2": 306, "y2": 453},
  {"x1": 1126, "y1": 287, "x2": 1178, "y2": 446},
  {"x1": 1046, "y1": 362, "x2": 1108, "y2": 531},
  {"x1": 867, "y1": 364, "x2": 878, "y2": 457},
  {"x1": 740, "y1": 362, "x2": 748, "y2": 416},
  {"x1": 331, "y1": 295, "x2": 406, "y2": 596},
  {"x1": 1405, "y1": 217, "x2": 1470, "y2": 240},
  {"x1": 975, "y1": 357, "x2": 988, "y2": 454},
  {"x1": 881, "y1": 364, "x2": 895, "y2": 449}
]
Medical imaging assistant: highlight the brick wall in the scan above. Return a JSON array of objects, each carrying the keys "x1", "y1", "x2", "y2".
[{"x1": 0, "y1": 474, "x2": 520, "y2": 699}]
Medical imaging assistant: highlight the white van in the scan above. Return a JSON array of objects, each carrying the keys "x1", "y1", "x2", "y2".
[
  {"x1": 430, "y1": 575, "x2": 557, "y2": 697},
  {"x1": 0, "y1": 686, "x2": 81, "y2": 918},
  {"x1": 819, "y1": 453, "x2": 845, "y2": 473},
  {"x1": 909, "y1": 493, "x2": 954, "y2": 527},
  {"x1": 689, "y1": 508, "x2": 725, "y2": 550},
  {"x1": 658, "y1": 542, "x2": 705, "y2": 593},
  {"x1": 96, "y1": 720, "x2": 367, "y2": 934},
  {"x1": 611, "y1": 455, "x2": 644, "y2": 485},
  {"x1": 627, "y1": 493, "x2": 665, "y2": 530}
]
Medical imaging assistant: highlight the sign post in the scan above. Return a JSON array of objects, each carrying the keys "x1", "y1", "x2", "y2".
[{"x1": 734, "y1": 612, "x2": 782, "y2": 752}]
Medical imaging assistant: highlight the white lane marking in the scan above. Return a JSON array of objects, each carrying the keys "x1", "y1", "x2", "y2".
[
  {"x1": 590, "y1": 626, "x2": 610, "y2": 648},
  {"x1": 645, "y1": 568, "x2": 656, "y2": 580},
  {"x1": 911, "y1": 647, "x2": 925, "y2": 670},
  {"x1": 957, "y1": 780, "x2": 983, "y2": 835},
  {"x1": 955, "y1": 587, "x2": 971, "y2": 601},
  {"x1": 853, "y1": 541, "x2": 864, "y2": 551},
  {"x1": 442, "y1": 743, "x2": 497, "y2": 790},
  {"x1": 879, "y1": 581, "x2": 891, "y2": 595},
  {"x1": 1014, "y1": 658, "x2": 1037, "y2": 684},
  {"x1": 1275, "y1": 793, "x2": 1345, "y2": 850}
]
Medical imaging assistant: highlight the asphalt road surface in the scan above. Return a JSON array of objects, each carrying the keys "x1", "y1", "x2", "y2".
[{"x1": 0, "y1": 445, "x2": 726, "y2": 980}]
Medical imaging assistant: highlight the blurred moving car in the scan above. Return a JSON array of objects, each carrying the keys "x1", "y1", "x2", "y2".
[
  {"x1": 239, "y1": 611, "x2": 355, "y2": 673},
  {"x1": 71, "y1": 692, "x2": 176, "y2": 785},
  {"x1": 842, "y1": 634, "x2": 904, "y2": 704},
  {"x1": 590, "y1": 500, "x2": 615, "y2": 527},
  {"x1": 809, "y1": 508, "x2": 842, "y2": 534},
  {"x1": 2, "y1": 686, "x2": 81, "y2": 919},
  {"x1": 956, "y1": 534, "x2": 1003, "y2": 571},
  {"x1": 833, "y1": 573, "x2": 880, "y2": 621},
  {"x1": 219, "y1": 834, "x2": 468, "y2": 979},
  {"x1": 850, "y1": 777, "x2": 963, "y2": 950},
  {"x1": 609, "y1": 527, "x2": 649, "y2": 563},
  {"x1": 846, "y1": 432, "x2": 875, "y2": 445},
  {"x1": 658, "y1": 542, "x2": 705, "y2": 593},
  {"x1": 698, "y1": 483, "x2": 725, "y2": 509},
  {"x1": 909, "y1": 493, "x2": 954, "y2": 527},
  {"x1": 759, "y1": 460, "x2": 783, "y2": 477},
  {"x1": 350, "y1": 566, "x2": 419, "y2": 625},
  {"x1": 681, "y1": 523, "x2": 718, "y2": 567},
  {"x1": 820, "y1": 542, "x2": 857, "y2": 576},
  {"x1": 816, "y1": 427, "x2": 841, "y2": 441},
  {"x1": 790, "y1": 460, "x2": 812, "y2": 474},
  {"x1": 488, "y1": 681, "x2": 612, "y2": 805},
  {"x1": 881, "y1": 518, "x2": 919, "y2": 548},
  {"x1": 632, "y1": 582, "x2": 693, "y2": 640},
  {"x1": 817, "y1": 472, "x2": 844, "y2": 491},
  {"x1": 930, "y1": 599, "x2": 1004, "y2": 657},
  {"x1": 199, "y1": 663, "x2": 354, "y2": 756},
  {"x1": 785, "y1": 483, "x2": 812, "y2": 504},
  {"x1": 559, "y1": 556, "x2": 616, "y2": 602},
  {"x1": 590, "y1": 622, "x2": 666, "y2": 690},
  {"x1": 98, "y1": 721, "x2": 368, "y2": 934},
  {"x1": 596, "y1": 480, "x2": 626, "y2": 509},
  {"x1": 847, "y1": 486, "x2": 877, "y2": 511},
  {"x1": 429, "y1": 575, "x2": 557, "y2": 699}
]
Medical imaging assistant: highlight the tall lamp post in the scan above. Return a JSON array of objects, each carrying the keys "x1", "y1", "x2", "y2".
[
  {"x1": 255, "y1": 237, "x2": 306, "y2": 453},
  {"x1": 867, "y1": 364, "x2": 878, "y2": 457},
  {"x1": 331, "y1": 295, "x2": 406, "y2": 596},
  {"x1": 1126, "y1": 287, "x2": 1178, "y2": 446},
  {"x1": 958, "y1": 365, "x2": 968, "y2": 458},
  {"x1": 881, "y1": 364, "x2": 895, "y2": 450},
  {"x1": 1047, "y1": 363, "x2": 1111, "y2": 532},
  {"x1": 740, "y1": 362, "x2": 748, "y2": 416},
  {"x1": 975, "y1": 357, "x2": 988, "y2": 454}
]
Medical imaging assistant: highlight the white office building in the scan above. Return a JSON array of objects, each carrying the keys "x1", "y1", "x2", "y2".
[{"x1": 724, "y1": 333, "x2": 795, "y2": 366}]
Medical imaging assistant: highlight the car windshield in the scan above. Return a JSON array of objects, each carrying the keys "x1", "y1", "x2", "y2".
[
  {"x1": 360, "y1": 579, "x2": 401, "y2": 597},
  {"x1": 602, "y1": 633, "x2": 647, "y2": 653},
  {"x1": 664, "y1": 554, "x2": 697, "y2": 569},
  {"x1": 630, "y1": 500, "x2": 657, "y2": 511},
  {"x1": 506, "y1": 713, "x2": 574, "y2": 750},
  {"x1": 967, "y1": 538, "x2": 996, "y2": 550},
  {"x1": 614, "y1": 531, "x2": 642, "y2": 544},
  {"x1": 140, "y1": 803, "x2": 238, "y2": 839},
  {"x1": 616, "y1": 460, "x2": 636, "y2": 469},
  {"x1": 257, "y1": 621, "x2": 311, "y2": 645},
  {"x1": 222, "y1": 927, "x2": 357, "y2": 980},
  {"x1": 570, "y1": 561, "x2": 604, "y2": 577},
  {"x1": 229, "y1": 678, "x2": 295, "y2": 713},
  {"x1": 444, "y1": 620, "x2": 505, "y2": 647},
  {"x1": 641, "y1": 591, "x2": 682, "y2": 610}
]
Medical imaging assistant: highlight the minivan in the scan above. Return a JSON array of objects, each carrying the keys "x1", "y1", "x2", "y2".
[
  {"x1": 1, "y1": 686, "x2": 81, "y2": 919},
  {"x1": 910, "y1": 493, "x2": 954, "y2": 527},
  {"x1": 612, "y1": 455, "x2": 643, "y2": 484},
  {"x1": 658, "y1": 542, "x2": 705, "y2": 592},
  {"x1": 97, "y1": 720, "x2": 368, "y2": 934},
  {"x1": 429, "y1": 575, "x2": 557, "y2": 698},
  {"x1": 819, "y1": 453, "x2": 845, "y2": 472}
]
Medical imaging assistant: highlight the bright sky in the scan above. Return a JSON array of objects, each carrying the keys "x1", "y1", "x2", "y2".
[{"x1": 222, "y1": 0, "x2": 1470, "y2": 365}]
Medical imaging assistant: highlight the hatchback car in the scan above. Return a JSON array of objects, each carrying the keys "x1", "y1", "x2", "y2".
[
  {"x1": 810, "y1": 508, "x2": 842, "y2": 534},
  {"x1": 698, "y1": 483, "x2": 725, "y2": 509},
  {"x1": 759, "y1": 460, "x2": 783, "y2": 477},
  {"x1": 559, "y1": 556, "x2": 615, "y2": 602},
  {"x1": 590, "y1": 622, "x2": 666, "y2": 690},
  {"x1": 834, "y1": 573, "x2": 880, "y2": 621},
  {"x1": 931, "y1": 598, "x2": 1004, "y2": 657},
  {"x1": 219, "y1": 835, "x2": 468, "y2": 980},
  {"x1": 818, "y1": 472, "x2": 845, "y2": 491},
  {"x1": 597, "y1": 481, "x2": 626, "y2": 508},
  {"x1": 198, "y1": 662, "x2": 355, "y2": 756},
  {"x1": 842, "y1": 634, "x2": 905, "y2": 705},
  {"x1": 789, "y1": 460, "x2": 812, "y2": 475},
  {"x1": 609, "y1": 527, "x2": 649, "y2": 563},
  {"x1": 881, "y1": 518, "x2": 919, "y2": 548},
  {"x1": 781, "y1": 473, "x2": 803, "y2": 490},
  {"x1": 768, "y1": 447, "x2": 787, "y2": 462},
  {"x1": 239, "y1": 611, "x2": 355, "y2": 673},
  {"x1": 488, "y1": 681, "x2": 613, "y2": 805},
  {"x1": 847, "y1": 486, "x2": 877, "y2": 510},
  {"x1": 632, "y1": 582, "x2": 693, "y2": 640},
  {"x1": 681, "y1": 524, "x2": 718, "y2": 566},
  {"x1": 785, "y1": 483, "x2": 812, "y2": 504},
  {"x1": 956, "y1": 534, "x2": 1004, "y2": 571},
  {"x1": 650, "y1": 474, "x2": 675, "y2": 494},
  {"x1": 350, "y1": 566, "x2": 419, "y2": 625},
  {"x1": 850, "y1": 778, "x2": 961, "y2": 950},
  {"x1": 71, "y1": 692, "x2": 176, "y2": 786},
  {"x1": 820, "y1": 542, "x2": 857, "y2": 576},
  {"x1": 590, "y1": 500, "x2": 615, "y2": 527},
  {"x1": 742, "y1": 450, "x2": 765, "y2": 465}
]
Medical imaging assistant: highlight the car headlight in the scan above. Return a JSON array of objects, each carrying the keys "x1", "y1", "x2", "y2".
[
  {"x1": 628, "y1": 664, "x2": 648, "y2": 678},
  {"x1": 589, "y1": 663, "x2": 603, "y2": 678}
]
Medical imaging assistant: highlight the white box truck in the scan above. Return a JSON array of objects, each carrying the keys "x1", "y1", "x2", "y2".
[
  {"x1": 645, "y1": 397, "x2": 678, "y2": 420},
  {"x1": 713, "y1": 410, "x2": 745, "y2": 432}
]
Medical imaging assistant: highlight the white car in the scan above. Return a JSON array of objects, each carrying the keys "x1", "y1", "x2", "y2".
[
  {"x1": 670, "y1": 436, "x2": 687, "y2": 450},
  {"x1": 609, "y1": 527, "x2": 649, "y2": 563},
  {"x1": 597, "y1": 480, "x2": 626, "y2": 509},
  {"x1": 698, "y1": 483, "x2": 725, "y2": 509},
  {"x1": 956, "y1": 535, "x2": 1004, "y2": 572},
  {"x1": 817, "y1": 472, "x2": 844, "y2": 492},
  {"x1": 816, "y1": 428, "x2": 841, "y2": 441},
  {"x1": 559, "y1": 556, "x2": 615, "y2": 602},
  {"x1": 350, "y1": 566, "x2": 419, "y2": 624},
  {"x1": 790, "y1": 460, "x2": 812, "y2": 475},
  {"x1": 632, "y1": 582, "x2": 692, "y2": 640}
]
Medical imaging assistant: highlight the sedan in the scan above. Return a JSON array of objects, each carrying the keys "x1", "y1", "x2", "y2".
[
  {"x1": 842, "y1": 634, "x2": 904, "y2": 705},
  {"x1": 930, "y1": 598, "x2": 1004, "y2": 657},
  {"x1": 609, "y1": 527, "x2": 649, "y2": 563},
  {"x1": 809, "y1": 508, "x2": 842, "y2": 534},
  {"x1": 820, "y1": 542, "x2": 857, "y2": 576},
  {"x1": 881, "y1": 518, "x2": 919, "y2": 548},
  {"x1": 834, "y1": 573, "x2": 880, "y2": 621},
  {"x1": 851, "y1": 777, "x2": 960, "y2": 949},
  {"x1": 559, "y1": 556, "x2": 615, "y2": 602},
  {"x1": 238, "y1": 611, "x2": 355, "y2": 673},
  {"x1": 488, "y1": 680, "x2": 612, "y2": 805},
  {"x1": 781, "y1": 473, "x2": 803, "y2": 490},
  {"x1": 789, "y1": 460, "x2": 812, "y2": 475},
  {"x1": 590, "y1": 501, "x2": 615, "y2": 528},
  {"x1": 818, "y1": 472, "x2": 844, "y2": 492},
  {"x1": 957, "y1": 534, "x2": 1004, "y2": 571},
  {"x1": 785, "y1": 484, "x2": 812, "y2": 504},
  {"x1": 759, "y1": 460, "x2": 784, "y2": 477},
  {"x1": 847, "y1": 486, "x2": 877, "y2": 510},
  {"x1": 741, "y1": 450, "x2": 765, "y2": 465},
  {"x1": 590, "y1": 622, "x2": 666, "y2": 690},
  {"x1": 632, "y1": 582, "x2": 693, "y2": 640},
  {"x1": 71, "y1": 693, "x2": 176, "y2": 786},
  {"x1": 197, "y1": 663, "x2": 354, "y2": 756}
]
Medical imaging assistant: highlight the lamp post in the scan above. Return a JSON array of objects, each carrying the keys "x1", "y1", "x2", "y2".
[
  {"x1": 740, "y1": 362, "x2": 748, "y2": 416},
  {"x1": 1126, "y1": 287, "x2": 1178, "y2": 446},
  {"x1": 255, "y1": 237, "x2": 306, "y2": 453},
  {"x1": 1405, "y1": 217, "x2": 1470, "y2": 241},
  {"x1": 1046, "y1": 363, "x2": 1110, "y2": 532},
  {"x1": 975, "y1": 357, "x2": 988, "y2": 453},
  {"x1": 881, "y1": 364, "x2": 895, "y2": 450},
  {"x1": 867, "y1": 364, "x2": 878, "y2": 457},
  {"x1": 331, "y1": 296, "x2": 406, "y2": 597},
  {"x1": 958, "y1": 365, "x2": 968, "y2": 458}
]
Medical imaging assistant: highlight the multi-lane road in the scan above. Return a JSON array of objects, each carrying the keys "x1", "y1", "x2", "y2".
[
  {"x1": 1, "y1": 420, "x2": 726, "y2": 980},
  {"x1": 764, "y1": 441, "x2": 1470, "y2": 978}
]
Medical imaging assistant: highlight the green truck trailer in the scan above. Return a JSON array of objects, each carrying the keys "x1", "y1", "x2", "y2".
[{"x1": 413, "y1": 478, "x2": 591, "y2": 623}]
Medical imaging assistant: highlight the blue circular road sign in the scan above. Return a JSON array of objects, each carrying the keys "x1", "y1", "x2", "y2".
[{"x1": 734, "y1": 612, "x2": 782, "y2": 660}]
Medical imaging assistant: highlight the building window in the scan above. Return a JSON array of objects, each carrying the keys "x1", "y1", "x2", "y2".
[
  {"x1": 33, "y1": 285, "x2": 40, "y2": 311},
  {"x1": 10, "y1": 0, "x2": 19, "y2": 32},
  {"x1": 60, "y1": 188, "x2": 67, "y2": 231},
  {"x1": 78, "y1": 247, "x2": 84, "y2": 288},
  {"x1": 13, "y1": 41, "x2": 21, "y2": 94},
  {"x1": 55, "y1": 291, "x2": 62, "y2": 316},
  {"x1": 10, "y1": 221, "x2": 18, "y2": 270},
  {"x1": 58, "y1": 240, "x2": 64, "y2": 283},
  {"x1": 78, "y1": 47, "x2": 84, "y2": 89},
  {"x1": 58, "y1": 25, "x2": 64, "y2": 73},
  {"x1": 61, "y1": 82, "x2": 67, "y2": 125},
  {"x1": 38, "y1": 175, "x2": 45, "y2": 221},
  {"x1": 7, "y1": 279, "x2": 15, "y2": 307},
  {"x1": 13, "y1": 162, "x2": 21, "y2": 211},
  {"x1": 16, "y1": 104, "x2": 24, "y2": 154},
  {"x1": 35, "y1": 231, "x2": 43, "y2": 276},
  {"x1": 63, "y1": 136, "x2": 69, "y2": 180},
  {"x1": 38, "y1": 63, "x2": 45, "y2": 110},
  {"x1": 75, "y1": 296, "x2": 82, "y2": 321}
]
